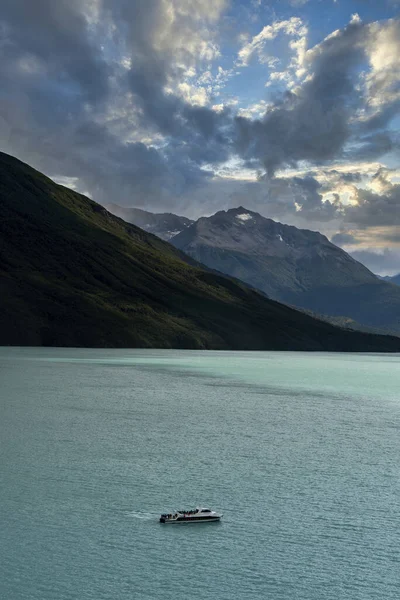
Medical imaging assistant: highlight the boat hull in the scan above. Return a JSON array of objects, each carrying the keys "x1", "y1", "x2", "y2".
[{"x1": 160, "y1": 516, "x2": 221, "y2": 524}]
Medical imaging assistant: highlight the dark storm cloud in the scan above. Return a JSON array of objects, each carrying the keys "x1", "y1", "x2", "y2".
[
  {"x1": 0, "y1": 0, "x2": 230, "y2": 206},
  {"x1": 345, "y1": 186, "x2": 400, "y2": 226},
  {"x1": 104, "y1": 0, "x2": 231, "y2": 151},
  {"x1": 274, "y1": 167, "x2": 400, "y2": 234},
  {"x1": 320, "y1": 169, "x2": 363, "y2": 184},
  {"x1": 346, "y1": 132, "x2": 394, "y2": 161},
  {"x1": 0, "y1": 2, "x2": 399, "y2": 216},
  {"x1": 124, "y1": 55, "x2": 233, "y2": 167},
  {"x1": 344, "y1": 169, "x2": 400, "y2": 227},
  {"x1": 234, "y1": 17, "x2": 400, "y2": 181},
  {"x1": 0, "y1": 0, "x2": 109, "y2": 103},
  {"x1": 358, "y1": 101, "x2": 400, "y2": 134},
  {"x1": 287, "y1": 176, "x2": 339, "y2": 219},
  {"x1": 251, "y1": 174, "x2": 343, "y2": 223},
  {"x1": 234, "y1": 19, "x2": 366, "y2": 175}
]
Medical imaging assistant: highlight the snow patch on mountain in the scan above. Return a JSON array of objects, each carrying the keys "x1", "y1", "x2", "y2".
[{"x1": 236, "y1": 213, "x2": 253, "y2": 222}]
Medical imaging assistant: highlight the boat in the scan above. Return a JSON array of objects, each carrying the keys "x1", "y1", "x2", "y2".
[{"x1": 159, "y1": 507, "x2": 222, "y2": 524}]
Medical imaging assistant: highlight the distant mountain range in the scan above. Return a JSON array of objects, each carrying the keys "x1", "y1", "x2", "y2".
[
  {"x1": 104, "y1": 204, "x2": 193, "y2": 240},
  {"x1": 2, "y1": 151, "x2": 400, "y2": 351},
  {"x1": 110, "y1": 204, "x2": 400, "y2": 335}
]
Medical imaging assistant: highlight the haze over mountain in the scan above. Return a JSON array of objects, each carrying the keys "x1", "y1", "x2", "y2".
[
  {"x1": 2, "y1": 152, "x2": 400, "y2": 352},
  {"x1": 379, "y1": 274, "x2": 400, "y2": 286},
  {"x1": 169, "y1": 207, "x2": 400, "y2": 334},
  {"x1": 105, "y1": 204, "x2": 194, "y2": 240}
]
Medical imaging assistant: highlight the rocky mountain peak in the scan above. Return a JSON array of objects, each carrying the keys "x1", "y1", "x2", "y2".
[
  {"x1": 170, "y1": 206, "x2": 400, "y2": 334},
  {"x1": 174, "y1": 206, "x2": 335, "y2": 258}
]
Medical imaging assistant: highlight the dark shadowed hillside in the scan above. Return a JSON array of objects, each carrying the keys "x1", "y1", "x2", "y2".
[{"x1": 1, "y1": 152, "x2": 400, "y2": 351}]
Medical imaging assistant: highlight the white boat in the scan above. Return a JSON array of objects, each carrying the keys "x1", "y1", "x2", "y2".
[{"x1": 159, "y1": 507, "x2": 222, "y2": 524}]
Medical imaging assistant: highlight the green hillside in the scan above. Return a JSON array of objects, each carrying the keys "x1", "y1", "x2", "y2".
[{"x1": 1, "y1": 151, "x2": 400, "y2": 351}]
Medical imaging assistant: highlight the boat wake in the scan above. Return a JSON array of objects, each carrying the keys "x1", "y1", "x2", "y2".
[{"x1": 125, "y1": 511, "x2": 157, "y2": 520}]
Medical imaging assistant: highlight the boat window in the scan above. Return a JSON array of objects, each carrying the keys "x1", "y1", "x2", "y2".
[{"x1": 201, "y1": 509, "x2": 211, "y2": 513}]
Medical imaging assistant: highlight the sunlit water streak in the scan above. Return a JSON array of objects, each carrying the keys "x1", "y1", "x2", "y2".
[{"x1": 1, "y1": 348, "x2": 400, "y2": 599}]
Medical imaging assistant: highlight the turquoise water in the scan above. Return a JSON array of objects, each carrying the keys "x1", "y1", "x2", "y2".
[{"x1": 1, "y1": 348, "x2": 400, "y2": 600}]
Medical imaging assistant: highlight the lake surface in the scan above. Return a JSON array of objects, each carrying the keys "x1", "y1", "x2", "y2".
[{"x1": 1, "y1": 348, "x2": 400, "y2": 600}]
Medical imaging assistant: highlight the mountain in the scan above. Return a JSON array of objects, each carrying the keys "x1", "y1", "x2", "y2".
[
  {"x1": 104, "y1": 204, "x2": 194, "y2": 240},
  {"x1": 389, "y1": 274, "x2": 400, "y2": 286},
  {"x1": 379, "y1": 274, "x2": 400, "y2": 286},
  {"x1": 171, "y1": 207, "x2": 400, "y2": 334},
  {"x1": 2, "y1": 152, "x2": 400, "y2": 351}
]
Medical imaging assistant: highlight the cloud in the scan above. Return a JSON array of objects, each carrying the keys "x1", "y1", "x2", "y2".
[
  {"x1": 349, "y1": 248, "x2": 400, "y2": 275},
  {"x1": 237, "y1": 17, "x2": 307, "y2": 67},
  {"x1": 0, "y1": 0, "x2": 230, "y2": 207},
  {"x1": 0, "y1": 0, "x2": 399, "y2": 234},
  {"x1": 363, "y1": 19, "x2": 400, "y2": 116},
  {"x1": 345, "y1": 178, "x2": 400, "y2": 227},
  {"x1": 274, "y1": 165, "x2": 400, "y2": 234},
  {"x1": 234, "y1": 18, "x2": 368, "y2": 175},
  {"x1": 268, "y1": 175, "x2": 346, "y2": 228},
  {"x1": 0, "y1": 0, "x2": 110, "y2": 104},
  {"x1": 237, "y1": 100, "x2": 272, "y2": 119},
  {"x1": 331, "y1": 232, "x2": 361, "y2": 246},
  {"x1": 103, "y1": 0, "x2": 227, "y2": 139},
  {"x1": 347, "y1": 18, "x2": 400, "y2": 159},
  {"x1": 234, "y1": 16, "x2": 400, "y2": 179}
]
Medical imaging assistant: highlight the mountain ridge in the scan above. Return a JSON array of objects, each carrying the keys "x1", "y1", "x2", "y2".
[
  {"x1": 104, "y1": 204, "x2": 194, "y2": 240},
  {"x1": 170, "y1": 206, "x2": 400, "y2": 334},
  {"x1": 379, "y1": 273, "x2": 400, "y2": 286},
  {"x1": 2, "y1": 151, "x2": 400, "y2": 351}
]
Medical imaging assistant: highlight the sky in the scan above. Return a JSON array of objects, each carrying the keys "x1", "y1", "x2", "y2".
[{"x1": 1, "y1": 0, "x2": 400, "y2": 274}]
